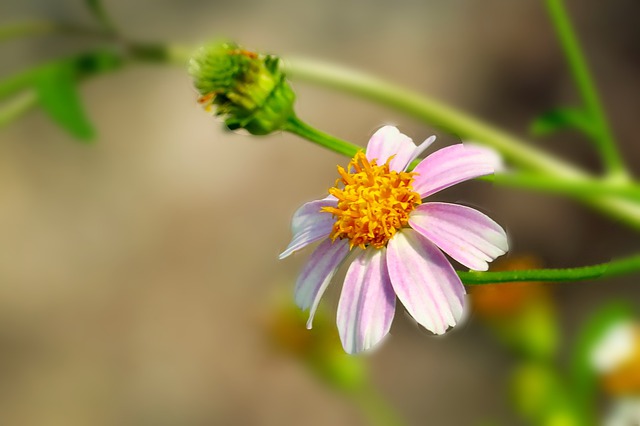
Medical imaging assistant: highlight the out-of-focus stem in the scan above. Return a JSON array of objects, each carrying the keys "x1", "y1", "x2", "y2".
[
  {"x1": 489, "y1": 173, "x2": 640, "y2": 202},
  {"x1": 546, "y1": 0, "x2": 628, "y2": 180},
  {"x1": 283, "y1": 58, "x2": 586, "y2": 180}
]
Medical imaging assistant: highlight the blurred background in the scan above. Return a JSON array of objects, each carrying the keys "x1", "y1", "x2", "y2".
[{"x1": 1, "y1": 0, "x2": 640, "y2": 424}]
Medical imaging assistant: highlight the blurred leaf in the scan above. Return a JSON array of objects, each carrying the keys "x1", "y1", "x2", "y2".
[
  {"x1": 511, "y1": 363, "x2": 581, "y2": 426},
  {"x1": 0, "y1": 50, "x2": 123, "y2": 139},
  {"x1": 530, "y1": 107, "x2": 596, "y2": 139},
  {"x1": 0, "y1": 91, "x2": 38, "y2": 128},
  {"x1": 0, "y1": 68, "x2": 40, "y2": 100},
  {"x1": 71, "y1": 49, "x2": 123, "y2": 77},
  {"x1": 34, "y1": 63, "x2": 95, "y2": 141},
  {"x1": 569, "y1": 301, "x2": 635, "y2": 424},
  {"x1": 485, "y1": 296, "x2": 559, "y2": 362}
]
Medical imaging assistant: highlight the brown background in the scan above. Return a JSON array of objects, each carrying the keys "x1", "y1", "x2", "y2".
[{"x1": 1, "y1": 0, "x2": 639, "y2": 424}]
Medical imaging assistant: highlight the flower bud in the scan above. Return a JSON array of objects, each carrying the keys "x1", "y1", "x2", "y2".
[{"x1": 189, "y1": 42, "x2": 295, "y2": 135}]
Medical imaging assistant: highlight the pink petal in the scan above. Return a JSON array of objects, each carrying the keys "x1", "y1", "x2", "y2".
[
  {"x1": 412, "y1": 144, "x2": 496, "y2": 198},
  {"x1": 365, "y1": 126, "x2": 417, "y2": 172},
  {"x1": 409, "y1": 203, "x2": 508, "y2": 271},
  {"x1": 294, "y1": 238, "x2": 350, "y2": 329},
  {"x1": 279, "y1": 196, "x2": 337, "y2": 259},
  {"x1": 337, "y1": 248, "x2": 396, "y2": 354},
  {"x1": 386, "y1": 229, "x2": 465, "y2": 335}
]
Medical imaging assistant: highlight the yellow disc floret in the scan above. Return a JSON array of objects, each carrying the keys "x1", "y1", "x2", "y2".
[{"x1": 322, "y1": 151, "x2": 422, "y2": 249}]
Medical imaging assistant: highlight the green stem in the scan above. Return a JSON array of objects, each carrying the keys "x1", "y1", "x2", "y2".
[
  {"x1": 459, "y1": 254, "x2": 640, "y2": 284},
  {"x1": 284, "y1": 115, "x2": 362, "y2": 158},
  {"x1": 283, "y1": 58, "x2": 586, "y2": 180},
  {"x1": 546, "y1": 0, "x2": 627, "y2": 179},
  {"x1": 489, "y1": 173, "x2": 640, "y2": 202}
]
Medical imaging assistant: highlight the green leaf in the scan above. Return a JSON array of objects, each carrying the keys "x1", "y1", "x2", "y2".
[
  {"x1": 0, "y1": 68, "x2": 40, "y2": 100},
  {"x1": 511, "y1": 363, "x2": 580, "y2": 426},
  {"x1": 530, "y1": 107, "x2": 597, "y2": 139},
  {"x1": 569, "y1": 301, "x2": 635, "y2": 424},
  {"x1": 34, "y1": 63, "x2": 95, "y2": 141}
]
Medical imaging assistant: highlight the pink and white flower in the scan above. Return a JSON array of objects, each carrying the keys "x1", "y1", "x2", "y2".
[{"x1": 280, "y1": 126, "x2": 509, "y2": 354}]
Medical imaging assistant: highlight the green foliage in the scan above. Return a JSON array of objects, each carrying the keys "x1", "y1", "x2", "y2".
[
  {"x1": 35, "y1": 63, "x2": 95, "y2": 141},
  {"x1": 0, "y1": 49, "x2": 123, "y2": 140},
  {"x1": 494, "y1": 300, "x2": 558, "y2": 361},
  {"x1": 511, "y1": 363, "x2": 580, "y2": 426},
  {"x1": 530, "y1": 107, "x2": 596, "y2": 139}
]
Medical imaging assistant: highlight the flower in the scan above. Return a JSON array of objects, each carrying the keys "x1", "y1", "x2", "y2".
[{"x1": 280, "y1": 126, "x2": 509, "y2": 354}]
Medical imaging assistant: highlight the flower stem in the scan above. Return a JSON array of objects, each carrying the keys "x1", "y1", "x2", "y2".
[
  {"x1": 283, "y1": 58, "x2": 586, "y2": 180},
  {"x1": 489, "y1": 173, "x2": 640, "y2": 202},
  {"x1": 459, "y1": 253, "x2": 640, "y2": 285},
  {"x1": 545, "y1": 0, "x2": 628, "y2": 180},
  {"x1": 284, "y1": 115, "x2": 362, "y2": 158}
]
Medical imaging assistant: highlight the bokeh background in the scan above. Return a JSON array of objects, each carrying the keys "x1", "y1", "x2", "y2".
[{"x1": 2, "y1": 0, "x2": 640, "y2": 424}]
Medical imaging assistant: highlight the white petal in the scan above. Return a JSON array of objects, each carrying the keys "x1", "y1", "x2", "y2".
[
  {"x1": 404, "y1": 135, "x2": 437, "y2": 170},
  {"x1": 293, "y1": 238, "x2": 350, "y2": 328},
  {"x1": 409, "y1": 203, "x2": 508, "y2": 271},
  {"x1": 386, "y1": 229, "x2": 465, "y2": 334},
  {"x1": 337, "y1": 248, "x2": 396, "y2": 354},
  {"x1": 365, "y1": 125, "x2": 417, "y2": 171},
  {"x1": 279, "y1": 196, "x2": 336, "y2": 259}
]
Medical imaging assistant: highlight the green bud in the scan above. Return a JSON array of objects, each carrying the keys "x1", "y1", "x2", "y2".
[{"x1": 189, "y1": 42, "x2": 295, "y2": 135}]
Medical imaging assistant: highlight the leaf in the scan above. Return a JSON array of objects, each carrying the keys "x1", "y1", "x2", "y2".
[
  {"x1": 34, "y1": 63, "x2": 95, "y2": 141},
  {"x1": 530, "y1": 107, "x2": 597, "y2": 139},
  {"x1": 0, "y1": 68, "x2": 40, "y2": 100},
  {"x1": 511, "y1": 363, "x2": 579, "y2": 425},
  {"x1": 0, "y1": 50, "x2": 123, "y2": 139}
]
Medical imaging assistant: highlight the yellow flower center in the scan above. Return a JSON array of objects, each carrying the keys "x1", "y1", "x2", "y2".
[{"x1": 322, "y1": 151, "x2": 422, "y2": 249}]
